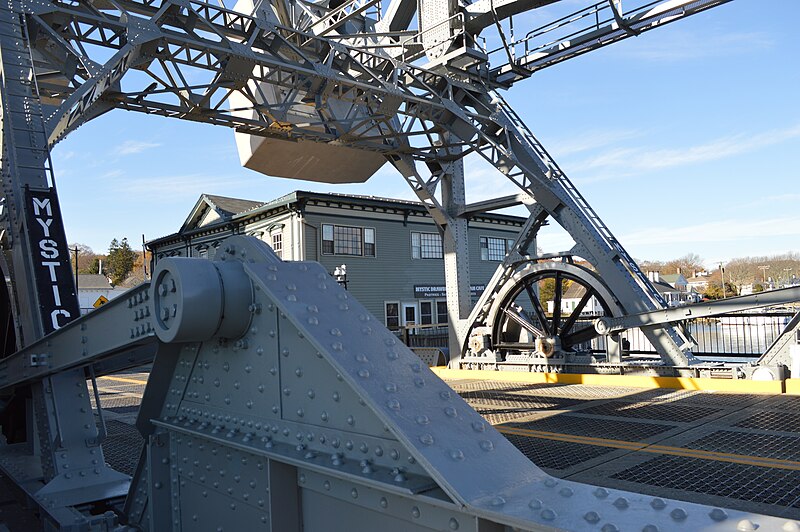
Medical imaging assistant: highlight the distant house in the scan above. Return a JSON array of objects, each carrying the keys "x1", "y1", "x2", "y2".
[
  {"x1": 659, "y1": 273, "x2": 688, "y2": 292},
  {"x1": 547, "y1": 283, "x2": 606, "y2": 316},
  {"x1": 687, "y1": 272, "x2": 710, "y2": 293},
  {"x1": 76, "y1": 274, "x2": 127, "y2": 315},
  {"x1": 647, "y1": 271, "x2": 701, "y2": 306}
]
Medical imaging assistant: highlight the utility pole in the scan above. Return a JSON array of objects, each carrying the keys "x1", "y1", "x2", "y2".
[
  {"x1": 759, "y1": 264, "x2": 770, "y2": 284},
  {"x1": 141, "y1": 234, "x2": 148, "y2": 280},
  {"x1": 72, "y1": 245, "x2": 79, "y2": 294},
  {"x1": 719, "y1": 263, "x2": 726, "y2": 299}
]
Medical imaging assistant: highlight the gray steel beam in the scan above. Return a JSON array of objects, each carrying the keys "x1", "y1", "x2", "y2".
[
  {"x1": 596, "y1": 286, "x2": 800, "y2": 335},
  {"x1": 457, "y1": 193, "x2": 527, "y2": 217}
]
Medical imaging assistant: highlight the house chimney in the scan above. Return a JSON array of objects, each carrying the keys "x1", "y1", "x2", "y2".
[
  {"x1": 677, "y1": 267, "x2": 681, "y2": 275},
  {"x1": 98, "y1": 259, "x2": 102, "y2": 275}
]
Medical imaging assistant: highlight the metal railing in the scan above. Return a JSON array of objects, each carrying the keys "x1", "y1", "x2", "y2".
[
  {"x1": 395, "y1": 323, "x2": 450, "y2": 349},
  {"x1": 598, "y1": 310, "x2": 797, "y2": 358},
  {"x1": 439, "y1": 309, "x2": 798, "y2": 360}
]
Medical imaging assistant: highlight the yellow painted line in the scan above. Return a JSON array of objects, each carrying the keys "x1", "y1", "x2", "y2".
[
  {"x1": 497, "y1": 425, "x2": 800, "y2": 471},
  {"x1": 431, "y1": 368, "x2": 784, "y2": 394},
  {"x1": 98, "y1": 375, "x2": 148, "y2": 386}
]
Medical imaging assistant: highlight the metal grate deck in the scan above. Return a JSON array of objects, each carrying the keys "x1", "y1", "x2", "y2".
[
  {"x1": 611, "y1": 455, "x2": 800, "y2": 507},
  {"x1": 735, "y1": 411, "x2": 800, "y2": 433},
  {"x1": 508, "y1": 415, "x2": 677, "y2": 442},
  {"x1": 686, "y1": 430, "x2": 800, "y2": 461},
  {"x1": 576, "y1": 400, "x2": 722, "y2": 422},
  {"x1": 102, "y1": 420, "x2": 144, "y2": 477},
  {"x1": 504, "y1": 433, "x2": 617, "y2": 470}
]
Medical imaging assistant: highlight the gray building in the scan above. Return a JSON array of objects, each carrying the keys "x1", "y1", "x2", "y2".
[{"x1": 147, "y1": 191, "x2": 525, "y2": 330}]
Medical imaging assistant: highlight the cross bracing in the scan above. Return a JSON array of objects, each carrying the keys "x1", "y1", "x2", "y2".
[{"x1": 0, "y1": 0, "x2": 780, "y2": 529}]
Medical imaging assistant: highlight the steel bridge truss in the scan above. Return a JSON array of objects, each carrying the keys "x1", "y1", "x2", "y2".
[
  {"x1": 0, "y1": 0, "x2": 783, "y2": 529},
  {"x1": 27, "y1": 0, "x2": 724, "y2": 366}
]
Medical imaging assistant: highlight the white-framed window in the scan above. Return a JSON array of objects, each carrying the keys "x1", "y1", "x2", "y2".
[
  {"x1": 436, "y1": 301, "x2": 448, "y2": 324},
  {"x1": 411, "y1": 232, "x2": 443, "y2": 259},
  {"x1": 385, "y1": 301, "x2": 400, "y2": 330},
  {"x1": 420, "y1": 301, "x2": 433, "y2": 325},
  {"x1": 322, "y1": 224, "x2": 375, "y2": 257},
  {"x1": 480, "y1": 236, "x2": 515, "y2": 261},
  {"x1": 271, "y1": 232, "x2": 283, "y2": 258}
]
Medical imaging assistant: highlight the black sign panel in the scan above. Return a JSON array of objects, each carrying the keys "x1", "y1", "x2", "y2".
[
  {"x1": 25, "y1": 188, "x2": 79, "y2": 333},
  {"x1": 413, "y1": 284, "x2": 486, "y2": 299}
]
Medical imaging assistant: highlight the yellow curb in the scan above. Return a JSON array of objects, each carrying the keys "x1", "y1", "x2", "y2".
[{"x1": 431, "y1": 367, "x2": 783, "y2": 394}]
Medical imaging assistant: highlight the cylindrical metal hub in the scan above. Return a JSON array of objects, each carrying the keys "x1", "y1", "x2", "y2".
[{"x1": 150, "y1": 257, "x2": 252, "y2": 343}]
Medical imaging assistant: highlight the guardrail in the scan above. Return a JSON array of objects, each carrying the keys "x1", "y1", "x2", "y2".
[
  {"x1": 618, "y1": 311, "x2": 796, "y2": 357},
  {"x1": 398, "y1": 310, "x2": 798, "y2": 359}
]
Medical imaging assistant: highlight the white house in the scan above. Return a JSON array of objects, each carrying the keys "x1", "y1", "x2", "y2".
[{"x1": 76, "y1": 274, "x2": 127, "y2": 315}]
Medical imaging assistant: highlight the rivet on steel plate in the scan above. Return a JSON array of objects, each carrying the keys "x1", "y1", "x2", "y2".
[
  {"x1": 540, "y1": 509, "x2": 556, "y2": 521},
  {"x1": 613, "y1": 497, "x2": 629, "y2": 510},
  {"x1": 584, "y1": 511, "x2": 600, "y2": 523},
  {"x1": 737, "y1": 519, "x2": 758, "y2": 531},
  {"x1": 650, "y1": 498, "x2": 666, "y2": 510},
  {"x1": 670, "y1": 508, "x2": 687, "y2": 521}
]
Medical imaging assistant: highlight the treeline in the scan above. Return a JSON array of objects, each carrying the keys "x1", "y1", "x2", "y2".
[
  {"x1": 69, "y1": 238, "x2": 148, "y2": 287},
  {"x1": 638, "y1": 252, "x2": 800, "y2": 299}
]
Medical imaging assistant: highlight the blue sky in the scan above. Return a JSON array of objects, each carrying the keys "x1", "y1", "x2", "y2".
[{"x1": 52, "y1": 0, "x2": 799, "y2": 268}]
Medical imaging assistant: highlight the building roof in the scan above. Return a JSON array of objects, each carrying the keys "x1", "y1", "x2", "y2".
[
  {"x1": 77, "y1": 274, "x2": 112, "y2": 290},
  {"x1": 150, "y1": 190, "x2": 527, "y2": 247},
  {"x1": 181, "y1": 194, "x2": 265, "y2": 232},
  {"x1": 660, "y1": 273, "x2": 687, "y2": 285}
]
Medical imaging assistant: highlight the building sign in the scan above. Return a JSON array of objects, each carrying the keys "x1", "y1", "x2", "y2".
[
  {"x1": 25, "y1": 188, "x2": 79, "y2": 333},
  {"x1": 414, "y1": 284, "x2": 486, "y2": 298}
]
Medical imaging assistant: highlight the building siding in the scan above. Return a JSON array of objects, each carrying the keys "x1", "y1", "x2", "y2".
[{"x1": 148, "y1": 192, "x2": 525, "y2": 329}]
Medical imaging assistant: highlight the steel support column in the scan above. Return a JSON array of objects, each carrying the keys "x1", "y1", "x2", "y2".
[
  {"x1": 439, "y1": 147, "x2": 471, "y2": 366},
  {"x1": 0, "y1": 3, "x2": 126, "y2": 523}
]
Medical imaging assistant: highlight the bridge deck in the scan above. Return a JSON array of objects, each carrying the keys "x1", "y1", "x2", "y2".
[{"x1": 4, "y1": 366, "x2": 800, "y2": 528}]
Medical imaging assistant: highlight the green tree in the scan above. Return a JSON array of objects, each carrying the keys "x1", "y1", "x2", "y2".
[
  {"x1": 106, "y1": 238, "x2": 137, "y2": 285},
  {"x1": 703, "y1": 281, "x2": 738, "y2": 300},
  {"x1": 753, "y1": 283, "x2": 765, "y2": 293}
]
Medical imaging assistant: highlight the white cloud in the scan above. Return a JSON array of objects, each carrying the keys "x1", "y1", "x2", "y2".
[
  {"x1": 548, "y1": 129, "x2": 642, "y2": 158},
  {"x1": 614, "y1": 31, "x2": 774, "y2": 62},
  {"x1": 621, "y1": 216, "x2": 800, "y2": 247},
  {"x1": 570, "y1": 123, "x2": 800, "y2": 175},
  {"x1": 116, "y1": 140, "x2": 162, "y2": 155}
]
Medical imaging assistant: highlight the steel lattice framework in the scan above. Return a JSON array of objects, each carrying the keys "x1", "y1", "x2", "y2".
[{"x1": 3, "y1": 0, "x2": 792, "y2": 530}]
